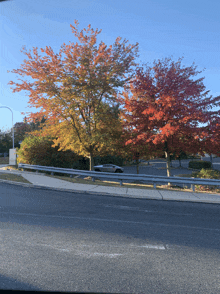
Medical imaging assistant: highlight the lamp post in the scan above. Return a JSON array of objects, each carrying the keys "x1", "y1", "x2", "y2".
[{"x1": 0, "y1": 106, "x2": 14, "y2": 149}]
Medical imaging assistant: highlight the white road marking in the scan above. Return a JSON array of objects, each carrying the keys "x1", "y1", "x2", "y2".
[
  {"x1": 59, "y1": 248, "x2": 70, "y2": 252},
  {"x1": 74, "y1": 251, "x2": 124, "y2": 258},
  {"x1": 11, "y1": 239, "x2": 167, "y2": 256},
  {"x1": 141, "y1": 244, "x2": 165, "y2": 249},
  {"x1": 103, "y1": 204, "x2": 193, "y2": 216},
  {"x1": 80, "y1": 243, "x2": 166, "y2": 250},
  {"x1": 40, "y1": 242, "x2": 166, "y2": 251},
  {"x1": 91, "y1": 253, "x2": 123, "y2": 257}
]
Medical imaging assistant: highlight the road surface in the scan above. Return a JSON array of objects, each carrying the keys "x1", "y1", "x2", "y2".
[{"x1": 0, "y1": 182, "x2": 219, "y2": 293}]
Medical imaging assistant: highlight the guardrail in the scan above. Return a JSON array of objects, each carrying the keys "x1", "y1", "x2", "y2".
[{"x1": 18, "y1": 163, "x2": 220, "y2": 192}]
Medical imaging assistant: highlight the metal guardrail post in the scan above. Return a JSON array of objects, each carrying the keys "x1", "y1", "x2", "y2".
[
  {"x1": 191, "y1": 184, "x2": 195, "y2": 192},
  {"x1": 120, "y1": 179, "x2": 123, "y2": 186}
]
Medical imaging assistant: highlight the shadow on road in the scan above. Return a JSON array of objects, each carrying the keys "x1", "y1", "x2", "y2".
[{"x1": 0, "y1": 273, "x2": 42, "y2": 291}]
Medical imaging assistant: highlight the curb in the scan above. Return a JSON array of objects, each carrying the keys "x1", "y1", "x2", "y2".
[
  {"x1": 0, "y1": 177, "x2": 162, "y2": 200},
  {"x1": 0, "y1": 176, "x2": 220, "y2": 205}
]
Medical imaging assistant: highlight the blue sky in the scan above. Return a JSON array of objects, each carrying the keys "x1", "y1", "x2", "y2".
[{"x1": 0, "y1": 0, "x2": 219, "y2": 133}]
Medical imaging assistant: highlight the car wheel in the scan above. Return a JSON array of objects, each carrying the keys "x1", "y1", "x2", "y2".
[
  {"x1": 95, "y1": 169, "x2": 101, "y2": 172},
  {"x1": 115, "y1": 169, "x2": 122, "y2": 173}
]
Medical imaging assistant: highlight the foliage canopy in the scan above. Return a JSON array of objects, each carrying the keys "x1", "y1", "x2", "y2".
[
  {"x1": 119, "y1": 57, "x2": 220, "y2": 176},
  {"x1": 9, "y1": 20, "x2": 139, "y2": 170}
]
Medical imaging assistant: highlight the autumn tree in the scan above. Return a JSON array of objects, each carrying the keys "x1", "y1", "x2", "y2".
[
  {"x1": 203, "y1": 115, "x2": 220, "y2": 162},
  {"x1": 27, "y1": 115, "x2": 48, "y2": 133},
  {"x1": 9, "y1": 21, "x2": 139, "y2": 170},
  {"x1": 3, "y1": 115, "x2": 48, "y2": 151},
  {"x1": 39, "y1": 99, "x2": 125, "y2": 165},
  {"x1": 120, "y1": 57, "x2": 220, "y2": 177},
  {"x1": 13, "y1": 117, "x2": 33, "y2": 147},
  {"x1": 115, "y1": 120, "x2": 155, "y2": 174},
  {"x1": 13, "y1": 121, "x2": 31, "y2": 144},
  {"x1": 0, "y1": 130, "x2": 12, "y2": 153}
]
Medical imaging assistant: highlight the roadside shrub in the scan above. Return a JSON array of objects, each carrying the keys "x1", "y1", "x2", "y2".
[
  {"x1": 72, "y1": 157, "x2": 90, "y2": 170},
  {"x1": 192, "y1": 168, "x2": 220, "y2": 179},
  {"x1": 192, "y1": 168, "x2": 220, "y2": 192},
  {"x1": 189, "y1": 160, "x2": 212, "y2": 170},
  {"x1": 17, "y1": 135, "x2": 80, "y2": 169}
]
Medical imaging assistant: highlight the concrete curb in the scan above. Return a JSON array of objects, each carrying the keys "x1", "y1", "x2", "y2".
[
  {"x1": 0, "y1": 177, "x2": 163, "y2": 200},
  {"x1": 0, "y1": 173, "x2": 220, "y2": 204}
]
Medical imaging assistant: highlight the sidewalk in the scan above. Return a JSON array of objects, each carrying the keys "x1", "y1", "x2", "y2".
[{"x1": 0, "y1": 166, "x2": 220, "y2": 204}]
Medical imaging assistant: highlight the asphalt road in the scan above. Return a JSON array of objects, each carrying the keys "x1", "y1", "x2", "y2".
[
  {"x1": 123, "y1": 158, "x2": 220, "y2": 176},
  {"x1": 0, "y1": 182, "x2": 220, "y2": 293}
]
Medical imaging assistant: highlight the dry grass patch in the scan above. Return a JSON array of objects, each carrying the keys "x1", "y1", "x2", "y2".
[
  {"x1": 176, "y1": 173, "x2": 220, "y2": 194},
  {"x1": 0, "y1": 157, "x2": 9, "y2": 164},
  {"x1": 0, "y1": 172, "x2": 32, "y2": 184},
  {"x1": 47, "y1": 174, "x2": 193, "y2": 192}
]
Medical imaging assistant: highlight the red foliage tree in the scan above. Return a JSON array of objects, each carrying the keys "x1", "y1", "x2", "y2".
[
  {"x1": 203, "y1": 115, "x2": 220, "y2": 162},
  {"x1": 120, "y1": 57, "x2": 220, "y2": 177}
]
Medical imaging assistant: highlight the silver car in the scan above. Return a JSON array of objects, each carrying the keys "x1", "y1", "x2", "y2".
[{"x1": 94, "y1": 164, "x2": 124, "y2": 173}]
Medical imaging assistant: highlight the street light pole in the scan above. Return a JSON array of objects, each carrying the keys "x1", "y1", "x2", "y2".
[{"x1": 0, "y1": 106, "x2": 14, "y2": 149}]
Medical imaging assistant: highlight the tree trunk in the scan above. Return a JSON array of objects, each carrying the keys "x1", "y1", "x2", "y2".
[
  {"x1": 89, "y1": 152, "x2": 94, "y2": 171},
  {"x1": 136, "y1": 159, "x2": 139, "y2": 174},
  {"x1": 165, "y1": 151, "x2": 171, "y2": 178},
  {"x1": 210, "y1": 154, "x2": 213, "y2": 168}
]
